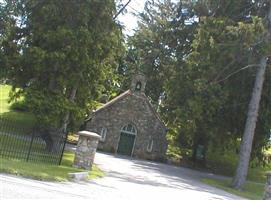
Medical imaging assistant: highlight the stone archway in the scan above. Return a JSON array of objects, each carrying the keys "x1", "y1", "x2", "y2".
[{"x1": 117, "y1": 124, "x2": 137, "y2": 156}]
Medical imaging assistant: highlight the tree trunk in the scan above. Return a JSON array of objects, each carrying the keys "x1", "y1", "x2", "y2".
[
  {"x1": 46, "y1": 84, "x2": 79, "y2": 152},
  {"x1": 62, "y1": 84, "x2": 78, "y2": 133},
  {"x1": 232, "y1": 3, "x2": 271, "y2": 190},
  {"x1": 232, "y1": 56, "x2": 267, "y2": 189},
  {"x1": 62, "y1": 69, "x2": 84, "y2": 131}
]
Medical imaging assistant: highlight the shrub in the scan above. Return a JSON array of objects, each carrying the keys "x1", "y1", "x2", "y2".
[{"x1": 10, "y1": 100, "x2": 29, "y2": 112}]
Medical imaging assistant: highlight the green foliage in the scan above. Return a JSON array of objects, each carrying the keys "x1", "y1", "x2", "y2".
[
  {"x1": 181, "y1": 5, "x2": 271, "y2": 162},
  {"x1": 1, "y1": 0, "x2": 270, "y2": 179},
  {"x1": 167, "y1": 15, "x2": 269, "y2": 156},
  {"x1": 23, "y1": 88, "x2": 73, "y2": 127},
  {"x1": 122, "y1": 0, "x2": 195, "y2": 104},
  {"x1": 175, "y1": 2, "x2": 271, "y2": 164},
  {"x1": 126, "y1": 0, "x2": 271, "y2": 166},
  {"x1": 2, "y1": 0, "x2": 124, "y2": 130},
  {"x1": 205, "y1": 148, "x2": 270, "y2": 183},
  {"x1": 10, "y1": 100, "x2": 28, "y2": 112}
]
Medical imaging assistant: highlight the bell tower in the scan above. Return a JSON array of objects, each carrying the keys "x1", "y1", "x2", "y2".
[{"x1": 130, "y1": 73, "x2": 146, "y2": 94}]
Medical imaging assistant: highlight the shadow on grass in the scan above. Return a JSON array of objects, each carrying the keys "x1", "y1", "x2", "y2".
[
  {"x1": 0, "y1": 111, "x2": 36, "y2": 130},
  {"x1": 201, "y1": 178, "x2": 264, "y2": 200}
]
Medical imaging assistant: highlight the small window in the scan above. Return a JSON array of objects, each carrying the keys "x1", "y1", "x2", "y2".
[
  {"x1": 147, "y1": 138, "x2": 153, "y2": 152},
  {"x1": 100, "y1": 127, "x2": 107, "y2": 142},
  {"x1": 127, "y1": 124, "x2": 133, "y2": 132},
  {"x1": 135, "y1": 81, "x2": 141, "y2": 91},
  {"x1": 121, "y1": 124, "x2": 137, "y2": 135}
]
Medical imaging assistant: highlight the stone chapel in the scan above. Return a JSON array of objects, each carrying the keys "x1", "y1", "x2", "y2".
[{"x1": 86, "y1": 74, "x2": 168, "y2": 161}]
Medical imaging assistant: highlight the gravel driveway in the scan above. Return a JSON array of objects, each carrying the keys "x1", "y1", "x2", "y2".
[{"x1": 0, "y1": 152, "x2": 247, "y2": 200}]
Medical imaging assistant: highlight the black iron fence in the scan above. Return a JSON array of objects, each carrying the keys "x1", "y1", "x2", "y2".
[{"x1": 0, "y1": 118, "x2": 68, "y2": 165}]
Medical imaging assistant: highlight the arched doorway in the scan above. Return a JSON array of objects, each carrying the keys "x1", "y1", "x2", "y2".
[{"x1": 117, "y1": 124, "x2": 137, "y2": 156}]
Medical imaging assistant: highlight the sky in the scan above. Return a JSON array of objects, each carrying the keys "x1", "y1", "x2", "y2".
[
  {"x1": 116, "y1": 0, "x2": 180, "y2": 36},
  {"x1": 117, "y1": 0, "x2": 147, "y2": 36},
  {"x1": 0, "y1": 0, "x2": 146, "y2": 36}
]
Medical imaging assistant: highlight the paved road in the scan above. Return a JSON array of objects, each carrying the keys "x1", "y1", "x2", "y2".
[{"x1": 0, "y1": 152, "x2": 247, "y2": 200}]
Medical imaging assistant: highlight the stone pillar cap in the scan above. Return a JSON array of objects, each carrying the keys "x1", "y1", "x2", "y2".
[
  {"x1": 77, "y1": 131, "x2": 101, "y2": 139},
  {"x1": 267, "y1": 171, "x2": 271, "y2": 176}
]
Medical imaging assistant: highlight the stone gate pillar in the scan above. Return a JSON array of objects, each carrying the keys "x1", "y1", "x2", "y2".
[
  {"x1": 73, "y1": 131, "x2": 101, "y2": 170},
  {"x1": 264, "y1": 171, "x2": 271, "y2": 200}
]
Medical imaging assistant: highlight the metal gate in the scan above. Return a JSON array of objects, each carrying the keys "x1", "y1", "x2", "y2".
[{"x1": 0, "y1": 118, "x2": 68, "y2": 165}]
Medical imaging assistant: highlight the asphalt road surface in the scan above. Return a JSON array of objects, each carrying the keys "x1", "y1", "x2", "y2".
[{"x1": 0, "y1": 152, "x2": 247, "y2": 200}]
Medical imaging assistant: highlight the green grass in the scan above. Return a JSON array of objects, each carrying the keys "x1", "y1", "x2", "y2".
[
  {"x1": 0, "y1": 151, "x2": 105, "y2": 181},
  {"x1": 0, "y1": 84, "x2": 12, "y2": 113},
  {"x1": 206, "y1": 150, "x2": 271, "y2": 184},
  {"x1": 248, "y1": 165, "x2": 270, "y2": 183},
  {"x1": 0, "y1": 133, "x2": 55, "y2": 163},
  {"x1": 0, "y1": 85, "x2": 104, "y2": 181},
  {"x1": 0, "y1": 134, "x2": 41, "y2": 150},
  {"x1": 202, "y1": 178, "x2": 264, "y2": 200},
  {"x1": 0, "y1": 84, "x2": 36, "y2": 131},
  {"x1": 1, "y1": 111, "x2": 36, "y2": 127}
]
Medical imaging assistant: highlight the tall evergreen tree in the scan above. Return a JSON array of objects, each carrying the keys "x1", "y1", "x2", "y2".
[
  {"x1": 2, "y1": 0, "x2": 123, "y2": 132},
  {"x1": 127, "y1": 0, "x2": 271, "y2": 169}
]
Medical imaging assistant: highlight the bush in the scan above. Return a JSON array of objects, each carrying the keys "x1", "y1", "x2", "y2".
[{"x1": 10, "y1": 100, "x2": 29, "y2": 112}]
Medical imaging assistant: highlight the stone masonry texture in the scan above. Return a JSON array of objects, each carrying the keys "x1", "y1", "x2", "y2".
[
  {"x1": 86, "y1": 84, "x2": 167, "y2": 161},
  {"x1": 73, "y1": 132, "x2": 100, "y2": 170},
  {"x1": 264, "y1": 172, "x2": 271, "y2": 200}
]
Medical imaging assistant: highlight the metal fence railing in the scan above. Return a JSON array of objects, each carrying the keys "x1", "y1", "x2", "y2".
[{"x1": 0, "y1": 118, "x2": 68, "y2": 165}]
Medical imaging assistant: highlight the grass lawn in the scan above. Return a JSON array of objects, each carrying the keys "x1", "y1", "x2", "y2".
[
  {"x1": 201, "y1": 178, "x2": 264, "y2": 200},
  {"x1": 206, "y1": 150, "x2": 271, "y2": 184},
  {"x1": 248, "y1": 164, "x2": 270, "y2": 184},
  {"x1": 0, "y1": 84, "x2": 36, "y2": 129},
  {"x1": 0, "y1": 151, "x2": 104, "y2": 181},
  {"x1": 0, "y1": 85, "x2": 104, "y2": 181},
  {"x1": 0, "y1": 133, "x2": 60, "y2": 163},
  {"x1": 0, "y1": 84, "x2": 12, "y2": 113},
  {"x1": 203, "y1": 150, "x2": 270, "y2": 200}
]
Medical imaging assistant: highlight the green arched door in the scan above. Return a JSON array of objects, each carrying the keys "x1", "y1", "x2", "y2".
[{"x1": 117, "y1": 124, "x2": 137, "y2": 156}]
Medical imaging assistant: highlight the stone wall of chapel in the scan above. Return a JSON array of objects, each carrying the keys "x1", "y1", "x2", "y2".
[{"x1": 86, "y1": 94, "x2": 167, "y2": 161}]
